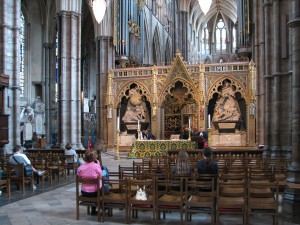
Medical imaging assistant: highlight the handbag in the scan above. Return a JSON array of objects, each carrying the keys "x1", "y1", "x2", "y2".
[{"x1": 12, "y1": 156, "x2": 33, "y2": 177}]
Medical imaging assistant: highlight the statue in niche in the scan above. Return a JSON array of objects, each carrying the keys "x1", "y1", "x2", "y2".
[
  {"x1": 212, "y1": 81, "x2": 241, "y2": 122},
  {"x1": 122, "y1": 87, "x2": 149, "y2": 123}
]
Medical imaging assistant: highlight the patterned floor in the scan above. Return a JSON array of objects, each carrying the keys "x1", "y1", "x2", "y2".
[{"x1": 0, "y1": 151, "x2": 299, "y2": 225}]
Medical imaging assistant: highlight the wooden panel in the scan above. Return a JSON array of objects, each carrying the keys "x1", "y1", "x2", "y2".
[
  {"x1": 0, "y1": 74, "x2": 9, "y2": 87},
  {"x1": 0, "y1": 114, "x2": 9, "y2": 146}
]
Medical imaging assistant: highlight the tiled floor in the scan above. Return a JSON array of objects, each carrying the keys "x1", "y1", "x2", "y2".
[{"x1": 0, "y1": 151, "x2": 299, "y2": 225}]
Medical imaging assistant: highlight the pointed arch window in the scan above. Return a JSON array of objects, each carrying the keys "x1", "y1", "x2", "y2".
[
  {"x1": 202, "y1": 24, "x2": 209, "y2": 54},
  {"x1": 19, "y1": 12, "x2": 25, "y2": 98},
  {"x1": 232, "y1": 26, "x2": 237, "y2": 51},
  {"x1": 216, "y1": 19, "x2": 226, "y2": 51}
]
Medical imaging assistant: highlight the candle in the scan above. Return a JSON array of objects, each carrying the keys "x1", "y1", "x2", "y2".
[
  {"x1": 108, "y1": 108, "x2": 112, "y2": 118},
  {"x1": 208, "y1": 114, "x2": 211, "y2": 128},
  {"x1": 188, "y1": 118, "x2": 191, "y2": 129},
  {"x1": 138, "y1": 120, "x2": 140, "y2": 129},
  {"x1": 117, "y1": 116, "x2": 120, "y2": 130}
]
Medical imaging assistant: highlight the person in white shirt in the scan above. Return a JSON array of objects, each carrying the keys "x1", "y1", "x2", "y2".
[
  {"x1": 65, "y1": 143, "x2": 82, "y2": 165},
  {"x1": 9, "y1": 145, "x2": 45, "y2": 176}
]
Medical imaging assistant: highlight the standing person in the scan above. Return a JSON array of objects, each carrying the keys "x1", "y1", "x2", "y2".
[
  {"x1": 65, "y1": 143, "x2": 82, "y2": 165},
  {"x1": 172, "y1": 151, "x2": 194, "y2": 174},
  {"x1": 198, "y1": 147, "x2": 218, "y2": 174},
  {"x1": 197, "y1": 127, "x2": 208, "y2": 148},
  {"x1": 180, "y1": 126, "x2": 190, "y2": 140},
  {"x1": 77, "y1": 150, "x2": 103, "y2": 215}
]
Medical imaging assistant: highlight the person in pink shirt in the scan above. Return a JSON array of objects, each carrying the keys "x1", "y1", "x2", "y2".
[{"x1": 77, "y1": 150, "x2": 102, "y2": 215}]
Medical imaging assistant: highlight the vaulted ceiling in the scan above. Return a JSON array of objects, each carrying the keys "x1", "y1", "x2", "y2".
[{"x1": 189, "y1": 0, "x2": 237, "y2": 33}]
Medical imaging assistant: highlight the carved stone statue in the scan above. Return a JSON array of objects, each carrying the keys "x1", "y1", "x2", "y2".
[
  {"x1": 212, "y1": 82, "x2": 241, "y2": 122},
  {"x1": 122, "y1": 87, "x2": 149, "y2": 123}
]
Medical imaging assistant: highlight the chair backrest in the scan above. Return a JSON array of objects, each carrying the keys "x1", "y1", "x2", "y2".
[
  {"x1": 185, "y1": 178, "x2": 215, "y2": 204},
  {"x1": 76, "y1": 175, "x2": 101, "y2": 200},
  {"x1": 155, "y1": 177, "x2": 184, "y2": 201},
  {"x1": 128, "y1": 178, "x2": 155, "y2": 201},
  {"x1": 65, "y1": 155, "x2": 75, "y2": 164},
  {"x1": 76, "y1": 175, "x2": 101, "y2": 222}
]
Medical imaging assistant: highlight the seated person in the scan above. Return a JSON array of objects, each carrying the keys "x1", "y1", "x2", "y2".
[
  {"x1": 65, "y1": 143, "x2": 82, "y2": 165},
  {"x1": 198, "y1": 147, "x2": 218, "y2": 174},
  {"x1": 144, "y1": 129, "x2": 156, "y2": 140},
  {"x1": 77, "y1": 150, "x2": 103, "y2": 215},
  {"x1": 172, "y1": 151, "x2": 194, "y2": 175},
  {"x1": 9, "y1": 145, "x2": 45, "y2": 176}
]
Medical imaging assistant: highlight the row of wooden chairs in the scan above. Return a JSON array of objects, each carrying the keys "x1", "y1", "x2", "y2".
[
  {"x1": 0, "y1": 153, "x2": 77, "y2": 196},
  {"x1": 76, "y1": 174, "x2": 279, "y2": 225}
]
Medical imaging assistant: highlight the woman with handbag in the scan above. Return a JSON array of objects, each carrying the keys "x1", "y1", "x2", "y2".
[{"x1": 9, "y1": 145, "x2": 45, "y2": 177}]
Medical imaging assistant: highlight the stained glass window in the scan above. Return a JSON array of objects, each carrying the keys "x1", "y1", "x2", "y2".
[{"x1": 202, "y1": 24, "x2": 209, "y2": 54}]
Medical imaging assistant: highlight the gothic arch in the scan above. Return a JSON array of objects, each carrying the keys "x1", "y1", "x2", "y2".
[
  {"x1": 165, "y1": 38, "x2": 172, "y2": 65},
  {"x1": 116, "y1": 81, "x2": 152, "y2": 109},
  {"x1": 207, "y1": 77, "x2": 247, "y2": 129},
  {"x1": 207, "y1": 77, "x2": 246, "y2": 100},
  {"x1": 152, "y1": 25, "x2": 161, "y2": 65},
  {"x1": 159, "y1": 79, "x2": 197, "y2": 111},
  {"x1": 144, "y1": 17, "x2": 150, "y2": 65}
]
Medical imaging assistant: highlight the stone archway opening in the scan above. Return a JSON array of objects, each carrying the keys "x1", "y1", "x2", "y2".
[{"x1": 161, "y1": 81, "x2": 197, "y2": 139}]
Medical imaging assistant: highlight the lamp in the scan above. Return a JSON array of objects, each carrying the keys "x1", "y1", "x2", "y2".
[
  {"x1": 198, "y1": 0, "x2": 212, "y2": 15},
  {"x1": 89, "y1": 0, "x2": 109, "y2": 24}
]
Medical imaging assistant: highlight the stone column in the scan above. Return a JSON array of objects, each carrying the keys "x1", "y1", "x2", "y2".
[
  {"x1": 95, "y1": 36, "x2": 114, "y2": 151},
  {"x1": 0, "y1": 0, "x2": 21, "y2": 152},
  {"x1": 263, "y1": 0, "x2": 272, "y2": 155},
  {"x1": 271, "y1": 0, "x2": 280, "y2": 154},
  {"x1": 253, "y1": 0, "x2": 265, "y2": 146},
  {"x1": 283, "y1": 0, "x2": 300, "y2": 221},
  {"x1": 56, "y1": 9, "x2": 82, "y2": 149},
  {"x1": 44, "y1": 43, "x2": 53, "y2": 146},
  {"x1": 176, "y1": 0, "x2": 190, "y2": 60}
]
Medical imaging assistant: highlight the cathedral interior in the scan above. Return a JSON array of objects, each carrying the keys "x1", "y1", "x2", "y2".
[{"x1": 0, "y1": 0, "x2": 300, "y2": 222}]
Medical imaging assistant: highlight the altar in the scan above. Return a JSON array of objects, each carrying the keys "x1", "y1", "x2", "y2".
[{"x1": 128, "y1": 140, "x2": 195, "y2": 158}]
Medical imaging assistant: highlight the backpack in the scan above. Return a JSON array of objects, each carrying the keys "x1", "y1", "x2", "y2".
[{"x1": 101, "y1": 166, "x2": 110, "y2": 194}]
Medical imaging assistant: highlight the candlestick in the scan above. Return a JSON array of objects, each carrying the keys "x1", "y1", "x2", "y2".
[
  {"x1": 117, "y1": 116, "x2": 120, "y2": 130},
  {"x1": 115, "y1": 129, "x2": 120, "y2": 160}
]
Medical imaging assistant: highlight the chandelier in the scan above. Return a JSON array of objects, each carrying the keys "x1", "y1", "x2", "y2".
[
  {"x1": 89, "y1": 0, "x2": 109, "y2": 24},
  {"x1": 198, "y1": 0, "x2": 212, "y2": 15}
]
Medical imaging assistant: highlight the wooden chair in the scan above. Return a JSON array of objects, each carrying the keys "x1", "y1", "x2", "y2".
[
  {"x1": 128, "y1": 178, "x2": 156, "y2": 223},
  {"x1": 101, "y1": 177, "x2": 129, "y2": 223},
  {"x1": 216, "y1": 179, "x2": 247, "y2": 225},
  {"x1": 0, "y1": 179, "x2": 11, "y2": 198},
  {"x1": 247, "y1": 180, "x2": 279, "y2": 225},
  {"x1": 155, "y1": 177, "x2": 185, "y2": 225},
  {"x1": 185, "y1": 178, "x2": 215, "y2": 224},
  {"x1": 75, "y1": 175, "x2": 102, "y2": 222},
  {"x1": 32, "y1": 156, "x2": 52, "y2": 188},
  {"x1": 46, "y1": 155, "x2": 67, "y2": 182},
  {"x1": 7, "y1": 163, "x2": 35, "y2": 193},
  {"x1": 65, "y1": 155, "x2": 78, "y2": 177}
]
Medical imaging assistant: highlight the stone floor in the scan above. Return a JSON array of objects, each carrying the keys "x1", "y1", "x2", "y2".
[{"x1": 0, "y1": 151, "x2": 299, "y2": 225}]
